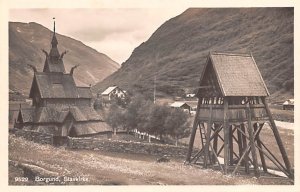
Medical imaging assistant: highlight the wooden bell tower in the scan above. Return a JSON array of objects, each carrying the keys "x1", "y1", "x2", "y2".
[{"x1": 185, "y1": 52, "x2": 293, "y2": 179}]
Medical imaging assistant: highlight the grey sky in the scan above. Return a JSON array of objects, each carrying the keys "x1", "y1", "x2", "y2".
[{"x1": 9, "y1": 8, "x2": 187, "y2": 64}]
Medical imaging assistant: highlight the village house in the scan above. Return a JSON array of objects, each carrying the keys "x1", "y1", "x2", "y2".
[
  {"x1": 282, "y1": 99, "x2": 294, "y2": 110},
  {"x1": 15, "y1": 21, "x2": 112, "y2": 138},
  {"x1": 186, "y1": 93, "x2": 195, "y2": 98},
  {"x1": 100, "y1": 86, "x2": 126, "y2": 102},
  {"x1": 170, "y1": 102, "x2": 191, "y2": 114}
]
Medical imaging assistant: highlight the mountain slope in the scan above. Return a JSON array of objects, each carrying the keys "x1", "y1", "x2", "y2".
[
  {"x1": 93, "y1": 8, "x2": 293, "y2": 101},
  {"x1": 9, "y1": 22, "x2": 120, "y2": 96}
]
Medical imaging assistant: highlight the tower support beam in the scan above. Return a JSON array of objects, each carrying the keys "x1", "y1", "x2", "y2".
[
  {"x1": 186, "y1": 98, "x2": 202, "y2": 163},
  {"x1": 262, "y1": 97, "x2": 293, "y2": 179},
  {"x1": 246, "y1": 104, "x2": 260, "y2": 177},
  {"x1": 223, "y1": 98, "x2": 229, "y2": 174}
]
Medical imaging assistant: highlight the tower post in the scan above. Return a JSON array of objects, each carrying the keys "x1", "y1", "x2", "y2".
[
  {"x1": 223, "y1": 97, "x2": 229, "y2": 174},
  {"x1": 262, "y1": 97, "x2": 293, "y2": 179},
  {"x1": 246, "y1": 104, "x2": 260, "y2": 177},
  {"x1": 186, "y1": 98, "x2": 201, "y2": 163}
]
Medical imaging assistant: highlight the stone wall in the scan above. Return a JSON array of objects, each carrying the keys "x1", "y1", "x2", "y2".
[
  {"x1": 12, "y1": 129, "x2": 53, "y2": 145},
  {"x1": 11, "y1": 129, "x2": 193, "y2": 158},
  {"x1": 67, "y1": 137, "x2": 189, "y2": 158}
]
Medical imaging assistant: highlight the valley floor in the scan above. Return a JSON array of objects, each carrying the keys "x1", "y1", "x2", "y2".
[{"x1": 9, "y1": 130, "x2": 293, "y2": 185}]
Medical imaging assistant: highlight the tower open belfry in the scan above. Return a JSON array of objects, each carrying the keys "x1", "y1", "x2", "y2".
[{"x1": 185, "y1": 52, "x2": 293, "y2": 179}]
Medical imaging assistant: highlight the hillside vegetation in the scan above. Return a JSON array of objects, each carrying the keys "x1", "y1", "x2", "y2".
[
  {"x1": 9, "y1": 22, "x2": 120, "y2": 96},
  {"x1": 93, "y1": 8, "x2": 293, "y2": 102}
]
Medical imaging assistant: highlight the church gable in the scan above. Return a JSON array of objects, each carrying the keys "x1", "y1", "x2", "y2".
[{"x1": 29, "y1": 75, "x2": 43, "y2": 106}]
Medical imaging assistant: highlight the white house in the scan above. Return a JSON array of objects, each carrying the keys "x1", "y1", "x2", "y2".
[
  {"x1": 100, "y1": 86, "x2": 126, "y2": 101},
  {"x1": 186, "y1": 93, "x2": 195, "y2": 98}
]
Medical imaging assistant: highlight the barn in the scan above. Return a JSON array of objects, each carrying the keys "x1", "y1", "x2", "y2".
[
  {"x1": 170, "y1": 102, "x2": 191, "y2": 113},
  {"x1": 15, "y1": 22, "x2": 112, "y2": 138}
]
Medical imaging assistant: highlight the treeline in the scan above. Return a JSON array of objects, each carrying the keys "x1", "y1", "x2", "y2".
[{"x1": 105, "y1": 95, "x2": 190, "y2": 146}]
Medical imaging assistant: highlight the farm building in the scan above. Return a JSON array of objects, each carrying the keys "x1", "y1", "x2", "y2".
[
  {"x1": 186, "y1": 52, "x2": 293, "y2": 179},
  {"x1": 170, "y1": 102, "x2": 191, "y2": 113},
  {"x1": 100, "y1": 86, "x2": 126, "y2": 101},
  {"x1": 283, "y1": 99, "x2": 294, "y2": 110},
  {"x1": 15, "y1": 21, "x2": 112, "y2": 138}
]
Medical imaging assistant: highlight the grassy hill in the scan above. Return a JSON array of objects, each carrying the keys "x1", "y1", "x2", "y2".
[
  {"x1": 93, "y1": 8, "x2": 294, "y2": 102},
  {"x1": 9, "y1": 22, "x2": 120, "y2": 97}
]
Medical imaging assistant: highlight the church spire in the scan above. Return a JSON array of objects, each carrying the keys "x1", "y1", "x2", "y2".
[
  {"x1": 51, "y1": 17, "x2": 58, "y2": 48},
  {"x1": 53, "y1": 17, "x2": 56, "y2": 33},
  {"x1": 49, "y1": 17, "x2": 60, "y2": 61},
  {"x1": 42, "y1": 18, "x2": 66, "y2": 73}
]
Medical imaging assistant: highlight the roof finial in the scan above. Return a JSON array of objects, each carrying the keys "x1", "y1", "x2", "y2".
[
  {"x1": 53, "y1": 17, "x2": 56, "y2": 33},
  {"x1": 50, "y1": 17, "x2": 58, "y2": 47}
]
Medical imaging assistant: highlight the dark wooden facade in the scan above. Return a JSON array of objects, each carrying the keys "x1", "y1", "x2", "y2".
[
  {"x1": 186, "y1": 52, "x2": 293, "y2": 179},
  {"x1": 15, "y1": 21, "x2": 111, "y2": 137}
]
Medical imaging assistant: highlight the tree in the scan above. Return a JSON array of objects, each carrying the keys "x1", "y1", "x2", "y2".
[
  {"x1": 135, "y1": 99, "x2": 152, "y2": 133},
  {"x1": 105, "y1": 93, "x2": 190, "y2": 145},
  {"x1": 145, "y1": 105, "x2": 170, "y2": 140},
  {"x1": 110, "y1": 93, "x2": 130, "y2": 108},
  {"x1": 135, "y1": 100, "x2": 153, "y2": 142},
  {"x1": 121, "y1": 94, "x2": 150, "y2": 133},
  {"x1": 93, "y1": 98, "x2": 103, "y2": 110},
  {"x1": 164, "y1": 108, "x2": 190, "y2": 146},
  {"x1": 106, "y1": 104, "x2": 126, "y2": 135}
]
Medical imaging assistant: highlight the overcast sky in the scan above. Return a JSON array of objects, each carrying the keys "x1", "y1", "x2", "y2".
[{"x1": 9, "y1": 8, "x2": 187, "y2": 64}]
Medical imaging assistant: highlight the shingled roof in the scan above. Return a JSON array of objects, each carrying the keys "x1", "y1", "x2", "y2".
[
  {"x1": 34, "y1": 106, "x2": 103, "y2": 123},
  {"x1": 170, "y1": 102, "x2": 191, "y2": 108},
  {"x1": 77, "y1": 87, "x2": 92, "y2": 98},
  {"x1": 34, "y1": 122, "x2": 112, "y2": 136},
  {"x1": 43, "y1": 58, "x2": 66, "y2": 73},
  {"x1": 29, "y1": 73, "x2": 92, "y2": 99},
  {"x1": 200, "y1": 52, "x2": 269, "y2": 97},
  {"x1": 18, "y1": 108, "x2": 35, "y2": 123},
  {"x1": 72, "y1": 122, "x2": 112, "y2": 135}
]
